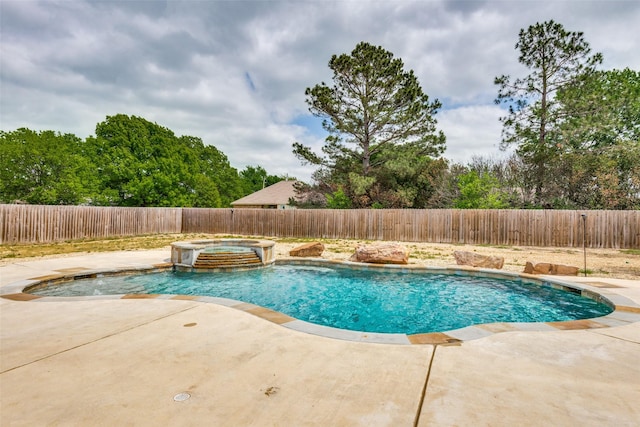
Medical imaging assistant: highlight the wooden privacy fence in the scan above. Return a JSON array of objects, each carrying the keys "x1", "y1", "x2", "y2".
[
  {"x1": 182, "y1": 208, "x2": 640, "y2": 249},
  {"x1": 0, "y1": 205, "x2": 182, "y2": 244},
  {"x1": 1, "y1": 204, "x2": 638, "y2": 248}
]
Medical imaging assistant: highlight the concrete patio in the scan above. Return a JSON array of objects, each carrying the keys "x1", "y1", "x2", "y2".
[{"x1": 1, "y1": 250, "x2": 639, "y2": 426}]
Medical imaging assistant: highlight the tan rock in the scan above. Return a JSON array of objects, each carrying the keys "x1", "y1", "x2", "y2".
[
  {"x1": 551, "y1": 264, "x2": 580, "y2": 276},
  {"x1": 523, "y1": 261, "x2": 579, "y2": 276},
  {"x1": 289, "y1": 242, "x2": 324, "y2": 257},
  {"x1": 524, "y1": 261, "x2": 535, "y2": 274},
  {"x1": 453, "y1": 251, "x2": 504, "y2": 269},
  {"x1": 349, "y1": 243, "x2": 409, "y2": 265},
  {"x1": 533, "y1": 263, "x2": 552, "y2": 274}
]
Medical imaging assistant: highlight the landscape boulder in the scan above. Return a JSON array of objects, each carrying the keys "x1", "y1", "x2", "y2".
[
  {"x1": 552, "y1": 264, "x2": 580, "y2": 275},
  {"x1": 289, "y1": 242, "x2": 325, "y2": 257},
  {"x1": 349, "y1": 243, "x2": 409, "y2": 265},
  {"x1": 524, "y1": 261, "x2": 579, "y2": 276},
  {"x1": 523, "y1": 262, "x2": 552, "y2": 274},
  {"x1": 453, "y1": 251, "x2": 504, "y2": 269}
]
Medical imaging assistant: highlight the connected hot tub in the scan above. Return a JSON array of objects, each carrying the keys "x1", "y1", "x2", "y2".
[{"x1": 171, "y1": 239, "x2": 276, "y2": 271}]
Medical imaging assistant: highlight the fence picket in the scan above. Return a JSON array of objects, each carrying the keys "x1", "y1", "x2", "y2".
[{"x1": 1, "y1": 205, "x2": 638, "y2": 248}]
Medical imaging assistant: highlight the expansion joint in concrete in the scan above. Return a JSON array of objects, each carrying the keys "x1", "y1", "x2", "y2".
[
  {"x1": 591, "y1": 330, "x2": 640, "y2": 345},
  {"x1": 0, "y1": 305, "x2": 197, "y2": 375},
  {"x1": 413, "y1": 344, "x2": 438, "y2": 427}
]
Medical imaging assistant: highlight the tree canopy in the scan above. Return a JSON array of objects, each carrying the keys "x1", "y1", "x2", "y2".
[
  {"x1": 3, "y1": 24, "x2": 637, "y2": 210},
  {"x1": 494, "y1": 20, "x2": 603, "y2": 205},
  {"x1": 239, "y1": 166, "x2": 286, "y2": 196},
  {"x1": 293, "y1": 42, "x2": 446, "y2": 208},
  {"x1": 494, "y1": 21, "x2": 638, "y2": 209},
  {"x1": 552, "y1": 68, "x2": 640, "y2": 209},
  {"x1": 0, "y1": 129, "x2": 95, "y2": 205},
  {"x1": 0, "y1": 115, "x2": 285, "y2": 207}
]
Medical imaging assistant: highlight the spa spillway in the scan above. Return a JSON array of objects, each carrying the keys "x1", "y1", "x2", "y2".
[{"x1": 171, "y1": 239, "x2": 276, "y2": 271}]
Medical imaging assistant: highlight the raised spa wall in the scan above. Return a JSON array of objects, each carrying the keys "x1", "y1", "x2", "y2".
[{"x1": 170, "y1": 239, "x2": 276, "y2": 267}]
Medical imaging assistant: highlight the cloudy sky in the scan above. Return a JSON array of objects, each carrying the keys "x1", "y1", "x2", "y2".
[{"x1": 2, "y1": 0, "x2": 639, "y2": 182}]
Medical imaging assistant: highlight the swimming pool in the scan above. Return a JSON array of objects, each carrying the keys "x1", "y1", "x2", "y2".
[{"x1": 27, "y1": 262, "x2": 613, "y2": 335}]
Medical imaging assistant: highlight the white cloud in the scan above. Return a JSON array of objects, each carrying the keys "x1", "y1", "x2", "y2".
[
  {"x1": 438, "y1": 105, "x2": 509, "y2": 164},
  {"x1": 1, "y1": 0, "x2": 638, "y2": 185}
]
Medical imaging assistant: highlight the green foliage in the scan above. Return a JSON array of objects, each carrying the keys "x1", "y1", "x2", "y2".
[
  {"x1": 549, "y1": 68, "x2": 640, "y2": 209},
  {"x1": 191, "y1": 174, "x2": 222, "y2": 208},
  {"x1": 454, "y1": 170, "x2": 509, "y2": 209},
  {"x1": 197, "y1": 144, "x2": 244, "y2": 207},
  {"x1": 293, "y1": 42, "x2": 446, "y2": 208},
  {"x1": 326, "y1": 187, "x2": 352, "y2": 209},
  {"x1": 0, "y1": 129, "x2": 97, "y2": 204},
  {"x1": 86, "y1": 114, "x2": 243, "y2": 207},
  {"x1": 239, "y1": 166, "x2": 286, "y2": 195},
  {"x1": 495, "y1": 20, "x2": 602, "y2": 205},
  {"x1": 0, "y1": 115, "x2": 282, "y2": 207},
  {"x1": 557, "y1": 68, "x2": 640, "y2": 149},
  {"x1": 621, "y1": 249, "x2": 640, "y2": 256}
]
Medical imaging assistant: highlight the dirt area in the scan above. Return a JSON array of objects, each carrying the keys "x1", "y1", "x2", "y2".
[
  {"x1": 1, "y1": 234, "x2": 638, "y2": 280},
  {"x1": 274, "y1": 239, "x2": 640, "y2": 280}
]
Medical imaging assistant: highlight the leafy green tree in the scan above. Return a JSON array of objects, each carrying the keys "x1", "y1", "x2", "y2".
[
  {"x1": 1, "y1": 116, "x2": 274, "y2": 207},
  {"x1": 0, "y1": 129, "x2": 96, "y2": 204},
  {"x1": 554, "y1": 145, "x2": 640, "y2": 209},
  {"x1": 557, "y1": 68, "x2": 639, "y2": 148},
  {"x1": 293, "y1": 42, "x2": 446, "y2": 208},
  {"x1": 191, "y1": 174, "x2": 222, "y2": 208},
  {"x1": 88, "y1": 115, "x2": 186, "y2": 206},
  {"x1": 239, "y1": 166, "x2": 285, "y2": 195},
  {"x1": 454, "y1": 170, "x2": 510, "y2": 209},
  {"x1": 88, "y1": 114, "x2": 243, "y2": 207},
  {"x1": 548, "y1": 68, "x2": 640, "y2": 209},
  {"x1": 367, "y1": 143, "x2": 447, "y2": 208},
  {"x1": 494, "y1": 20, "x2": 602, "y2": 205},
  {"x1": 325, "y1": 187, "x2": 352, "y2": 209},
  {"x1": 195, "y1": 143, "x2": 244, "y2": 207}
]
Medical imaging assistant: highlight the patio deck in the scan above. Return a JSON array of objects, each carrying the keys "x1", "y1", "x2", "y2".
[{"x1": 1, "y1": 250, "x2": 639, "y2": 426}]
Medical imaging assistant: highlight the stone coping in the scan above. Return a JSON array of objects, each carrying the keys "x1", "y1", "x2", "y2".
[
  {"x1": 171, "y1": 239, "x2": 276, "y2": 272},
  {"x1": 3, "y1": 259, "x2": 639, "y2": 345},
  {"x1": 171, "y1": 238, "x2": 275, "y2": 250},
  {"x1": 171, "y1": 238, "x2": 276, "y2": 268}
]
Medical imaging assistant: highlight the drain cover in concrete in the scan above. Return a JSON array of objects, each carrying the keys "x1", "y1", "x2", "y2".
[{"x1": 173, "y1": 392, "x2": 191, "y2": 402}]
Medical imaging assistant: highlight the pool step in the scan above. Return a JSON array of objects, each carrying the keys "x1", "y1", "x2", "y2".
[{"x1": 193, "y1": 251, "x2": 262, "y2": 269}]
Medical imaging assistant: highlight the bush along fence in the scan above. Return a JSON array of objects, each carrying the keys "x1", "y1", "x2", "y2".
[{"x1": 2, "y1": 204, "x2": 639, "y2": 248}]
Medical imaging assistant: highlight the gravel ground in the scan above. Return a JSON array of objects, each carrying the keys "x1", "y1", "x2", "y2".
[
  {"x1": 1, "y1": 236, "x2": 637, "y2": 280},
  {"x1": 273, "y1": 239, "x2": 640, "y2": 280}
]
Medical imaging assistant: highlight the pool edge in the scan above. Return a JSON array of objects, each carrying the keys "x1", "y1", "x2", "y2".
[{"x1": 3, "y1": 259, "x2": 639, "y2": 345}]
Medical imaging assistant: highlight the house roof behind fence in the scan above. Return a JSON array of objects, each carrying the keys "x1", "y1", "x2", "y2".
[{"x1": 231, "y1": 180, "x2": 299, "y2": 206}]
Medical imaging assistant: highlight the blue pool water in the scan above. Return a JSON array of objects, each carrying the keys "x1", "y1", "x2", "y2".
[{"x1": 30, "y1": 265, "x2": 612, "y2": 334}]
